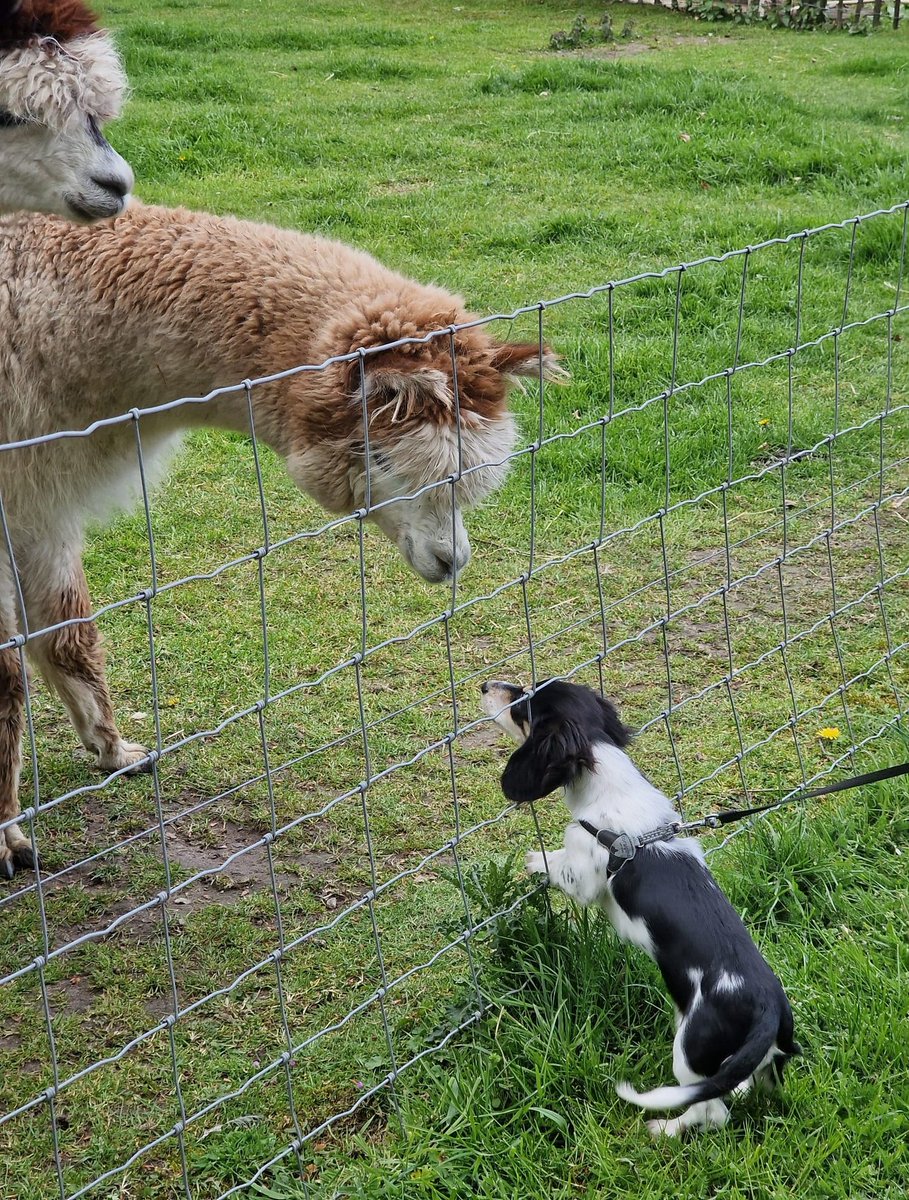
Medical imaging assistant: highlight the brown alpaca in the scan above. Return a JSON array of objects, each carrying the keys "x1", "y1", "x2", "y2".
[
  {"x1": 0, "y1": 202, "x2": 562, "y2": 876},
  {"x1": 0, "y1": 0, "x2": 133, "y2": 219}
]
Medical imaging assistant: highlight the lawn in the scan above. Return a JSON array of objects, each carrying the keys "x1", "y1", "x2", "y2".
[{"x1": 0, "y1": 2, "x2": 907, "y2": 1198}]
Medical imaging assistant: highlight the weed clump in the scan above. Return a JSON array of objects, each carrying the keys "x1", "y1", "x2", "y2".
[{"x1": 549, "y1": 11, "x2": 636, "y2": 50}]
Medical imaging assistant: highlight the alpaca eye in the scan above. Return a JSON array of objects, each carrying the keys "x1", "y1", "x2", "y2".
[
  {"x1": 0, "y1": 110, "x2": 28, "y2": 128},
  {"x1": 370, "y1": 447, "x2": 392, "y2": 471}
]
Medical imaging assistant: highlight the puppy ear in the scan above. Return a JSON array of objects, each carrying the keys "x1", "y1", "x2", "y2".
[
  {"x1": 500, "y1": 721, "x2": 592, "y2": 803},
  {"x1": 595, "y1": 695, "x2": 633, "y2": 748}
]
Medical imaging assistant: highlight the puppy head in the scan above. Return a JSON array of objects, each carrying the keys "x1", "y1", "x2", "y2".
[{"x1": 480, "y1": 678, "x2": 631, "y2": 804}]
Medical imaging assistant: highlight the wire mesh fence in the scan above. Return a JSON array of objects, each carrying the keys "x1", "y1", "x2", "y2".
[{"x1": 0, "y1": 200, "x2": 907, "y2": 1197}]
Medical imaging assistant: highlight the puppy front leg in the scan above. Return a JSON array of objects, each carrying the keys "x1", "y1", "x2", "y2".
[
  {"x1": 525, "y1": 848, "x2": 563, "y2": 882},
  {"x1": 526, "y1": 849, "x2": 600, "y2": 905}
]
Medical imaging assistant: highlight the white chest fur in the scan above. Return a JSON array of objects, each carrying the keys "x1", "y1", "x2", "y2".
[{"x1": 554, "y1": 744, "x2": 705, "y2": 961}]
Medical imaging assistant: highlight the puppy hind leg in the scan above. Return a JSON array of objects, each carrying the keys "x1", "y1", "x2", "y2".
[
  {"x1": 647, "y1": 1098, "x2": 729, "y2": 1139},
  {"x1": 704, "y1": 1098, "x2": 730, "y2": 1129},
  {"x1": 646, "y1": 1020, "x2": 706, "y2": 1138},
  {"x1": 756, "y1": 1048, "x2": 790, "y2": 1093}
]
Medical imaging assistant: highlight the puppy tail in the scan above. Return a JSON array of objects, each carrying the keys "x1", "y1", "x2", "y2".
[
  {"x1": 616, "y1": 1005, "x2": 783, "y2": 1112},
  {"x1": 616, "y1": 1080, "x2": 703, "y2": 1110}
]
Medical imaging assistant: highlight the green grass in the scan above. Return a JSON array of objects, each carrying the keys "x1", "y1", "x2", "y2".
[
  {"x1": 271, "y1": 758, "x2": 909, "y2": 1200},
  {"x1": 0, "y1": 2, "x2": 907, "y2": 1197},
  {"x1": 283, "y1": 764, "x2": 909, "y2": 1200}
]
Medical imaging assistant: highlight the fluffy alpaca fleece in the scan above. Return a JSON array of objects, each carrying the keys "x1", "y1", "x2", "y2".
[
  {"x1": 482, "y1": 679, "x2": 800, "y2": 1138},
  {"x1": 0, "y1": 0, "x2": 132, "y2": 218},
  {"x1": 0, "y1": 202, "x2": 561, "y2": 876}
]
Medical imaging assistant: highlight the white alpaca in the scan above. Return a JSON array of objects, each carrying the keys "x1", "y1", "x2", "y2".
[
  {"x1": 0, "y1": 0, "x2": 133, "y2": 219},
  {"x1": 0, "y1": 201, "x2": 563, "y2": 876}
]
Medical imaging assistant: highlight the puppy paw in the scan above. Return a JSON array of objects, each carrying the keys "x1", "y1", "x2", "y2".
[
  {"x1": 646, "y1": 1118, "x2": 682, "y2": 1139},
  {"x1": 525, "y1": 850, "x2": 547, "y2": 876}
]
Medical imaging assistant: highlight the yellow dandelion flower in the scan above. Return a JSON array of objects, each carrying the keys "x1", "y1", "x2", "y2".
[
  {"x1": 758, "y1": 417, "x2": 770, "y2": 427},
  {"x1": 817, "y1": 726, "x2": 841, "y2": 741}
]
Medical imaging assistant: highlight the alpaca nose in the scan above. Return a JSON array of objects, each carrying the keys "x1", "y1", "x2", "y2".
[
  {"x1": 427, "y1": 542, "x2": 470, "y2": 581},
  {"x1": 91, "y1": 173, "x2": 130, "y2": 198}
]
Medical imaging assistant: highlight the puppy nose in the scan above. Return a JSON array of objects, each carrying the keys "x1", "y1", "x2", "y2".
[{"x1": 481, "y1": 681, "x2": 490, "y2": 694}]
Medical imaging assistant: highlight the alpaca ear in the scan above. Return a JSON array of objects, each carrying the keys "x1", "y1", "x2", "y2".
[
  {"x1": 490, "y1": 342, "x2": 569, "y2": 385},
  {"x1": 500, "y1": 720, "x2": 590, "y2": 804}
]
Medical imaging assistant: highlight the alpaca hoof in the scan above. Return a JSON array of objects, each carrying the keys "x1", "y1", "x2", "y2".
[
  {"x1": 0, "y1": 835, "x2": 37, "y2": 879},
  {"x1": 12, "y1": 843, "x2": 38, "y2": 872},
  {"x1": 98, "y1": 741, "x2": 152, "y2": 774}
]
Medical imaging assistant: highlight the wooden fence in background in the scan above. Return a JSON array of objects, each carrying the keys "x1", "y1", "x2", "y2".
[{"x1": 630, "y1": 0, "x2": 900, "y2": 29}]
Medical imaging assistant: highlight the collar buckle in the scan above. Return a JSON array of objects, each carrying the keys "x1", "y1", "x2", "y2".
[
  {"x1": 579, "y1": 818, "x2": 678, "y2": 876},
  {"x1": 609, "y1": 832, "x2": 637, "y2": 862}
]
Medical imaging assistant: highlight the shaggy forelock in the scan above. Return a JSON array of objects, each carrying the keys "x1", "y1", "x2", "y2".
[
  {"x1": 0, "y1": 29, "x2": 126, "y2": 127},
  {"x1": 366, "y1": 414, "x2": 516, "y2": 508}
]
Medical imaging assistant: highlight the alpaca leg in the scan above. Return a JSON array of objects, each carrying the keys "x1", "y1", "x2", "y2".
[
  {"x1": 0, "y1": 631, "x2": 36, "y2": 878},
  {"x1": 23, "y1": 553, "x2": 149, "y2": 774}
]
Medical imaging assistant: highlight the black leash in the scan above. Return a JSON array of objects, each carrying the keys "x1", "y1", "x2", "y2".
[
  {"x1": 678, "y1": 759, "x2": 909, "y2": 831},
  {"x1": 579, "y1": 759, "x2": 909, "y2": 876}
]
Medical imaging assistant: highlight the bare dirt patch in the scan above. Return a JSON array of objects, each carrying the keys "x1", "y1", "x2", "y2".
[
  {"x1": 371, "y1": 178, "x2": 433, "y2": 196},
  {"x1": 570, "y1": 34, "x2": 733, "y2": 59},
  {"x1": 455, "y1": 726, "x2": 502, "y2": 752},
  {"x1": 46, "y1": 976, "x2": 101, "y2": 1016},
  {"x1": 45, "y1": 801, "x2": 341, "y2": 950},
  {"x1": 164, "y1": 815, "x2": 335, "y2": 898},
  {"x1": 452, "y1": 723, "x2": 505, "y2": 767}
]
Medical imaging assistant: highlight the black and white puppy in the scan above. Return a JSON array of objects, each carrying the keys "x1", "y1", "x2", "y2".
[{"x1": 481, "y1": 678, "x2": 800, "y2": 1137}]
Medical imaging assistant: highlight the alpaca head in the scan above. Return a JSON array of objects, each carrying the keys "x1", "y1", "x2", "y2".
[
  {"x1": 289, "y1": 302, "x2": 564, "y2": 583},
  {"x1": 0, "y1": 1, "x2": 133, "y2": 220}
]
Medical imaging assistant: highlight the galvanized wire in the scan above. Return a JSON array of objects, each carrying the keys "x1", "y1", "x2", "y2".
[{"x1": 0, "y1": 202, "x2": 906, "y2": 1198}]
